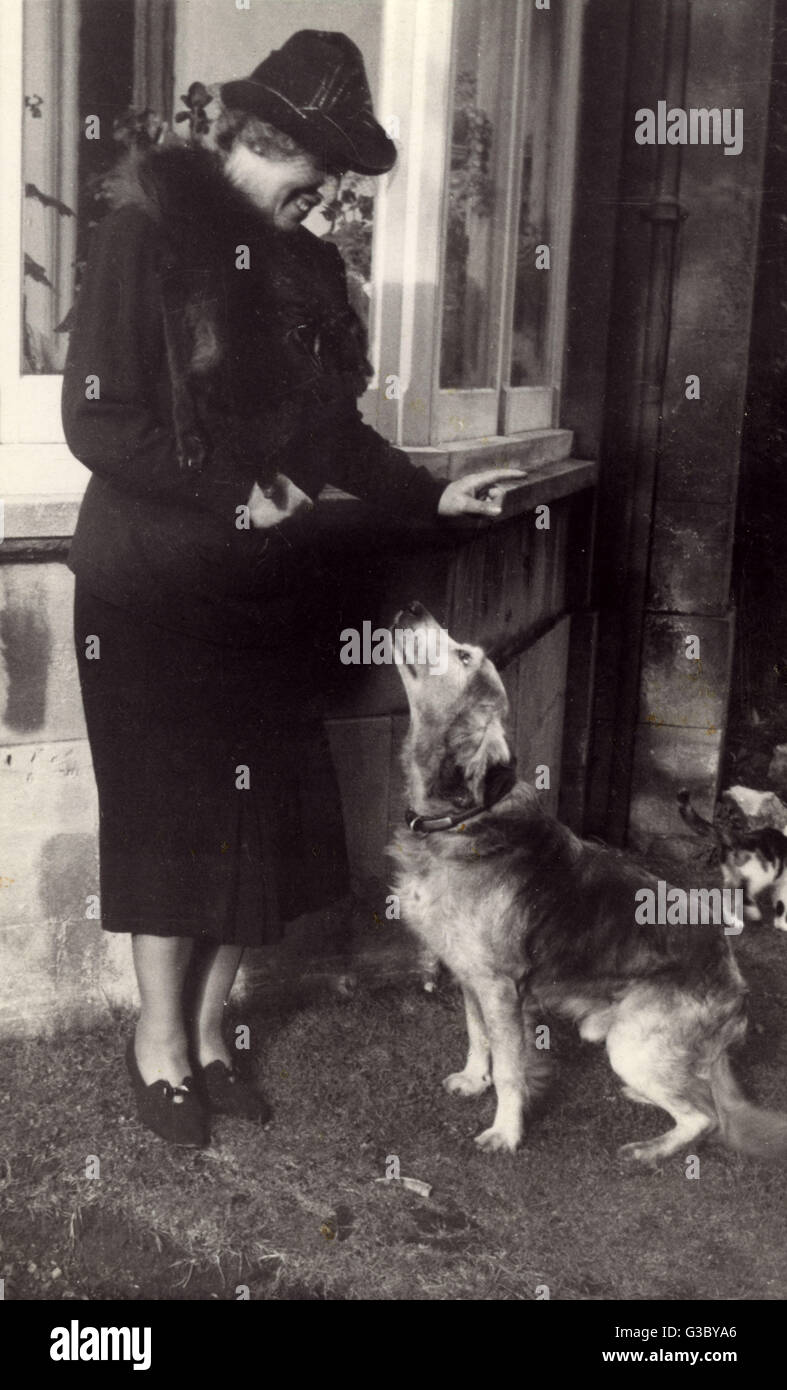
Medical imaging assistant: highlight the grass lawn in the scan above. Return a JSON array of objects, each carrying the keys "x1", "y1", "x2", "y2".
[{"x1": 1, "y1": 918, "x2": 786, "y2": 1302}]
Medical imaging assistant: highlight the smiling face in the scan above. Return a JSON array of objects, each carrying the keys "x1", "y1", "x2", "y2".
[{"x1": 223, "y1": 139, "x2": 340, "y2": 231}]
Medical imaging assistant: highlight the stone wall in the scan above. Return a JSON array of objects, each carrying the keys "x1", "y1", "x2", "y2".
[{"x1": 568, "y1": 0, "x2": 775, "y2": 852}]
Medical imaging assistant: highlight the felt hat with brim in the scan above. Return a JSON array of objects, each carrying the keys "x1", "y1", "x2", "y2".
[{"x1": 219, "y1": 29, "x2": 396, "y2": 176}]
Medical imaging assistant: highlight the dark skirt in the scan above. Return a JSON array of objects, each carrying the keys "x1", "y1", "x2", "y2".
[{"x1": 74, "y1": 583, "x2": 349, "y2": 944}]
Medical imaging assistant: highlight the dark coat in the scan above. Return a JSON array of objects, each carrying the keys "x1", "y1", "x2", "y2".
[{"x1": 63, "y1": 143, "x2": 444, "y2": 644}]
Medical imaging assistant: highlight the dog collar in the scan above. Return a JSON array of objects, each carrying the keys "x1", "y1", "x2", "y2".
[{"x1": 405, "y1": 804, "x2": 486, "y2": 834}]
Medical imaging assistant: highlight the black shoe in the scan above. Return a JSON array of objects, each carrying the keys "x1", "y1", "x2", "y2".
[
  {"x1": 125, "y1": 1038, "x2": 209, "y2": 1147},
  {"x1": 196, "y1": 1059, "x2": 271, "y2": 1123}
]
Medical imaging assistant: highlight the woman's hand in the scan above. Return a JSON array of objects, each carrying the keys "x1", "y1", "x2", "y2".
[
  {"x1": 247, "y1": 476, "x2": 313, "y2": 529},
  {"x1": 436, "y1": 468, "x2": 528, "y2": 520}
]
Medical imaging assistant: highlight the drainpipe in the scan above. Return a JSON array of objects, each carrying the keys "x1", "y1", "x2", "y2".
[{"x1": 604, "y1": 0, "x2": 690, "y2": 844}]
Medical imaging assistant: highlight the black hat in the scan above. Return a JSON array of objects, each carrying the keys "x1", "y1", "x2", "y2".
[{"x1": 219, "y1": 30, "x2": 396, "y2": 176}]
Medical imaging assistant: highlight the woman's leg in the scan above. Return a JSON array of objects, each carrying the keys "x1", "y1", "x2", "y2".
[
  {"x1": 186, "y1": 945, "x2": 271, "y2": 1122},
  {"x1": 189, "y1": 944, "x2": 245, "y2": 1067},
  {"x1": 132, "y1": 934, "x2": 194, "y2": 1085}
]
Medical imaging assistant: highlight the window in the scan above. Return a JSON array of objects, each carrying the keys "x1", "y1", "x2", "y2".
[
  {"x1": 1, "y1": 0, "x2": 584, "y2": 481},
  {"x1": 23, "y1": 0, "x2": 146, "y2": 378},
  {"x1": 374, "y1": 0, "x2": 584, "y2": 448},
  {"x1": 440, "y1": 0, "x2": 508, "y2": 392},
  {"x1": 503, "y1": 0, "x2": 582, "y2": 435},
  {"x1": 3, "y1": 0, "x2": 172, "y2": 455}
]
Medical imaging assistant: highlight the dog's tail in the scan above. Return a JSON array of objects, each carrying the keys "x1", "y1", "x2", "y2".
[
  {"x1": 710, "y1": 1053, "x2": 787, "y2": 1158},
  {"x1": 677, "y1": 789, "x2": 733, "y2": 849}
]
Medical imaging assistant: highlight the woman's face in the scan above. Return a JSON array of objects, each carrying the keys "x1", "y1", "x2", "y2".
[{"x1": 224, "y1": 140, "x2": 339, "y2": 231}]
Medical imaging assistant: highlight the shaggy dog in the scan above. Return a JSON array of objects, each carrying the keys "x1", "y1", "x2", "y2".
[{"x1": 388, "y1": 602, "x2": 787, "y2": 1163}]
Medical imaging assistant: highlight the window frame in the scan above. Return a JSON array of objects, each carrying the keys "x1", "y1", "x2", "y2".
[
  {"x1": 2, "y1": 0, "x2": 80, "y2": 449},
  {"x1": 374, "y1": 0, "x2": 585, "y2": 449}
]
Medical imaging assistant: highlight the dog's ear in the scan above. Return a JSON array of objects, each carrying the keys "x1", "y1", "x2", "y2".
[{"x1": 482, "y1": 757, "x2": 517, "y2": 808}]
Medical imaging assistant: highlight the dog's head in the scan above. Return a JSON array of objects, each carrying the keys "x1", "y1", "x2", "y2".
[{"x1": 393, "y1": 602, "x2": 516, "y2": 815}]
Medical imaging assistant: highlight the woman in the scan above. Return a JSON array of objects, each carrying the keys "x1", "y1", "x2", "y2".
[{"x1": 63, "y1": 30, "x2": 520, "y2": 1147}]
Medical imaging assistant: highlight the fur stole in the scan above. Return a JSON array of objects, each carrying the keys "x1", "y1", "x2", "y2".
[{"x1": 102, "y1": 142, "x2": 372, "y2": 414}]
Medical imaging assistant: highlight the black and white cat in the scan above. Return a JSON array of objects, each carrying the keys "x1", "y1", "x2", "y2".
[{"x1": 678, "y1": 789, "x2": 787, "y2": 931}]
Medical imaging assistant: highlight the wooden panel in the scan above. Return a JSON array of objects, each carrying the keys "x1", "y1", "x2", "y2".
[
  {"x1": 447, "y1": 500, "x2": 568, "y2": 652},
  {"x1": 557, "y1": 609, "x2": 598, "y2": 833},
  {"x1": 506, "y1": 615, "x2": 570, "y2": 816}
]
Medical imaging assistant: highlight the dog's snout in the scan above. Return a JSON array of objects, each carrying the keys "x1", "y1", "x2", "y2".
[{"x1": 394, "y1": 600, "x2": 429, "y2": 625}]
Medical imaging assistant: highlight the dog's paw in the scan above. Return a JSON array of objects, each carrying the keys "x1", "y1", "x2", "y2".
[
  {"x1": 474, "y1": 1125, "x2": 520, "y2": 1153},
  {"x1": 443, "y1": 1069, "x2": 491, "y2": 1098}
]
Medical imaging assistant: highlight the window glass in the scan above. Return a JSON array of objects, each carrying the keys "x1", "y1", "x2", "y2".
[
  {"x1": 439, "y1": 0, "x2": 506, "y2": 390},
  {"x1": 301, "y1": 1, "x2": 384, "y2": 337},
  {"x1": 319, "y1": 171, "x2": 378, "y2": 333},
  {"x1": 509, "y1": 2, "x2": 562, "y2": 387},
  {"x1": 22, "y1": 0, "x2": 135, "y2": 374}
]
